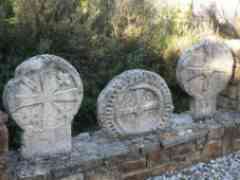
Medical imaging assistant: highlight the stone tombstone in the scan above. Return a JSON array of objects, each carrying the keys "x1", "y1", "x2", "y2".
[
  {"x1": 97, "y1": 69, "x2": 174, "y2": 136},
  {"x1": 3, "y1": 54, "x2": 83, "y2": 158},
  {"x1": 177, "y1": 40, "x2": 234, "y2": 120}
]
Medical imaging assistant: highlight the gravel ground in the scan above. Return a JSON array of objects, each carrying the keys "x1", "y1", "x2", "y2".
[{"x1": 148, "y1": 152, "x2": 240, "y2": 180}]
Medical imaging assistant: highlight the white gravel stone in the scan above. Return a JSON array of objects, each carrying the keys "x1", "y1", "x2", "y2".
[{"x1": 148, "y1": 151, "x2": 240, "y2": 180}]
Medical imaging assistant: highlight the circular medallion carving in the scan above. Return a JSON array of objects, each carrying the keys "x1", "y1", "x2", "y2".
[{"x1": 97, "y1": 69, "x2": 174, "y2": 136}]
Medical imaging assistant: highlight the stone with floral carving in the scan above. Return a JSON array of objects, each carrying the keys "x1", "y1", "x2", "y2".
[
  {"x1": 3, "y1": 54, "x2": 83, "y2": 158},
  {"x1": 97, "y1": 69, "x2": 174, "y2": 136},
  {"x1": 177, "y1": 40, "x2": 234, "y2": 120}
]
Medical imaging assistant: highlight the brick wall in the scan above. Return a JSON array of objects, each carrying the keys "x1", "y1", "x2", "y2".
[{"x1": 6, "y1": 112, "x2": 240, "y2": 180}]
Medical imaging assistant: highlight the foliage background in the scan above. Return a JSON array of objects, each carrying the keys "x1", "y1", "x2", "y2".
[{"x1": 0, "y1": 0, "x2": 239, "y2": 149}]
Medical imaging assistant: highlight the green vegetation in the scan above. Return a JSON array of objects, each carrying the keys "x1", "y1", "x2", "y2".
[{"x1": 0, "y1": 0, "x2": 236, "y2": 149}]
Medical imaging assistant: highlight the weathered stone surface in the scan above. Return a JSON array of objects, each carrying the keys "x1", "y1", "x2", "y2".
[
  {"x1": 160, "y1": 123, "x2": 208, "y2": 148},
  {"x1": 61, "y1": 174, "x2": 84, "y2": 180},
  {"x1": 97, "y1": 69, "x2": 174, "y2": 136},
  {"x1": 206, "y1": 140, "x2": 222, "y2": 159},
  {"x1": 120, "y1": 159, "x2": 146, "y2": 173},
  {"x1": 3, "y1": 54, "x2": 83, "y2": 158},
  {"x1": 146, "y1": 145, "x2": 170, "y2": 166},
  {"x1": 87, "y1": 173, "x2": 119, "y2": 180},
  {"x1": 6, "y1": 112, "x2": 240, "y2": 180},
  {"x1": 177, "y1": 40, "x2": 234, "y2": 120},
  {"x1": 171, "y1": 113, "x2": 193, "y2": 127}
]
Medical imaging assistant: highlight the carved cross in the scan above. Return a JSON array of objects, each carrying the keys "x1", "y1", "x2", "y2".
[
  {"x1": 185, "y1": 67, "x2": 226, "y2": 94},
  {"x1": 13, "y1": 71, "x2": 79, "y2": 130},
  {"x1": 116, "y1": 87, "x2": 159, "y2": 120}
]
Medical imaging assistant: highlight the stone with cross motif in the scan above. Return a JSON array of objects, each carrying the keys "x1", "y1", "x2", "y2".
[
  {"x1": 97, "y1": 69, "x2": 174, "y2": 136},
  {"x1": 177, "y1": 40, "x2": 234, "y2": 120},
  {"x1": 3, "y1": 54, "x2": 83, "y2": 158}
]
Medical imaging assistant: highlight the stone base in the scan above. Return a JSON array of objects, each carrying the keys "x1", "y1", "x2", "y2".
[
  {"x1": 7, "y1": 112, "x2": 240, "y2": 180},
  {"x1": 21, "y1": 127, "x2": 72, "y2": 158}
]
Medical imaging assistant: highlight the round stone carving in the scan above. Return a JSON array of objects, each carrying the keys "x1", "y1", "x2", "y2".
[
  {"x1": 97, "y1": 69, "x2": 174, "y2": 136},
  {"x1": 177, "y1": 40, "x2": 234, "y2": 120},
  {"x1": 3, "y1": 54, "x2": 83, "y2": 158}
]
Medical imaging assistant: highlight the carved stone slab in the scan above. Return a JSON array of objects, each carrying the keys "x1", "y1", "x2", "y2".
[
  {"x1": 3, "y1": 54, "x2": 83, "y2": 158},
  {"x1": 97, "y1": 69, "x2": 174, "y2": 136},
  {"x1": 177, "y1": 40, "x2": 234, "y2": 120}
]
